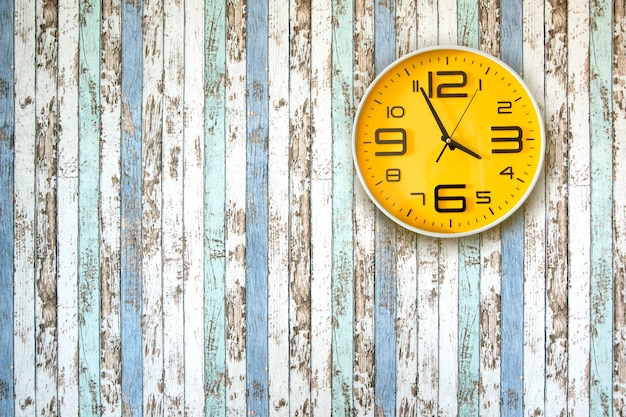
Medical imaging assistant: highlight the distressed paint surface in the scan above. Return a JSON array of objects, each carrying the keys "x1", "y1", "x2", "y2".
[{"x1": 2, "y1": 0, "x2": 625, "y2": 416}]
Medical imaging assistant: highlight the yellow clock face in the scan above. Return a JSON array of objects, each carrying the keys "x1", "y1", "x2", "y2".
[{"x1": 353, "y1": 46, "x2": 545, "y2": 237}]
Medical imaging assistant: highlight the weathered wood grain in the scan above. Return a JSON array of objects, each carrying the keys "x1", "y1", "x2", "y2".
[
  {"x1": 100, "y1": 0, "x2": 123, "y2": 413},
  {"x1": 267, "y1": 0, "x2": 290, "y2": 414},
  {"x1": 614, "y1": 2, "x2": 626, "y2": 415},
  {"x1": 567, "y1": 1, "x2": 591, "y2": 415},
  {"x1": 544, "y1": 0, "x2": 569, "y2": 415},
  {"x1": 162, "y1": 0, "x2": 185, "y2": 413},
  {"x1": 224, "y1": 1, "x2": 247, "y2": 414}
]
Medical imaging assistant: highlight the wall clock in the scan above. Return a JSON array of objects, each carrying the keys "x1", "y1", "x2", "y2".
[{"x1": 353, "y1": 45, "x2": 545, "y2": 238}]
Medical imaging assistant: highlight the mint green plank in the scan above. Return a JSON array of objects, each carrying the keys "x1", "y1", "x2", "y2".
[
  {"x1": 589, "y1": 0, "x2": 613, "y2": 414},
  {"x1": 204, "y1": 0, "x2": 227, "y2": 414},
  {"x1": 331, "y1": 0, "x2": 354, "y2": 415},
  {"x1": 78, "y1": 0, "x2": 102, "y2": 414},
  {"x1": 457, "y1": 2, "x2": 480, "y2": 415}
]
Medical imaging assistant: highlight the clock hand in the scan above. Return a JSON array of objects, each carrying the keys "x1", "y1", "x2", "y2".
[{"x1": 421, "y1": 87, "x2": 482, "y2": 161}]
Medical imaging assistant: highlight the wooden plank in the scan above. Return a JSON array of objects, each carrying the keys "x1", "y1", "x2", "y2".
[
  {"x1": 589, "y1": 0, "x2": 614, "y2": 414},
  {"x1": 288, "y1": 0, "x2": 313, "y2": 414},
  {"x1": 13, "y1": 0, "x2": 37, "y2": 414},
  {"x1": 499, "y1": 1, "x2": 524, "y2": 414},
  {"x1": 141, "y1": 0, "x2": 164, "y2": 413},
  {"x1": 393, "y1": 2, "x2": 418, "y2": 416},
  {"x1": 183, "y1": 0, "x2": 206, "y2": 413},
  {"x1": 162, "y1": 0, "x2": 185, "y2": 413},
  {"x1": 57, "y1": 0, "x2": 80, "y2": 414},
  {"x1": 353, "y1": 0, "x2": 376, "y2": 413},
  {"x1": 120, "y1": 0, "x2": 144, "y2": 413},
  {"x1": 204, "y1": 0, "x2": 227, "y2": 413},
  {"x1": 331, "y1": 0, "x2": 355, "y2": 414},
  {"x1": 267, "y1": 0, "x2": 290, "y2": 414},
  {"x1": 373, "y1": 1, "x2": 397, "y2": 415},
  {"x1": 35, "y1": 0, "x2": 59, "y2": 413},
  {"x1": 437, "y1": 1, "x2": 459, "y2": 415},
  {"x1": 310, "y1": 0, "x2": 333, "y2": 413},
  {"x1": 543, "y1": 0, "x2": 569, "y2": 414},
  {"x1": 0, "y1": 0, "x2": 15, "y2": 413},
  {"x1": 614, "y1": 2, "x2": 626, "y2": 414},
  {"x1": 567, "y1": 1, "x2": 591, "y2": 414},
  {"x1": 100, "y1": 0, "x2": 123, "y2": 413},
  {"x1": 522, "y1": 0, "x2": 547, "y2": 414},
  {"x1": 246, "y1": 0, "x2": 270, "y2": 414},
  {"x1": 224, "y1": 1, "x2": 247, "y2": 413},
  {"x1": 457, "y1": 3, "x2": 480, "y2": 416}
]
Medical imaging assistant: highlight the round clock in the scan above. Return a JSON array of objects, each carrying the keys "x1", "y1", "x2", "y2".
[{"x1": 353, "y1": 45, "x2": 545, "y2": 238}]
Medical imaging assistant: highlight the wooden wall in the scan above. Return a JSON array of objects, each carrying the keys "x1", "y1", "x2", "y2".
[{"x1": 0, "y1": 0, "x2": 624, "y2": 415}]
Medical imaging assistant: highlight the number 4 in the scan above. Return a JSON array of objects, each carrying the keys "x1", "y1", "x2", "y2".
[{"x1": 500, "y1": 166, "x2": 514, "y2": 179}]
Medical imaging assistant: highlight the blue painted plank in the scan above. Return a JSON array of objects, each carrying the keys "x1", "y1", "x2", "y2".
[
  {"x1": 499, "y1": 0, "x2": 524, "y2": 415},
  {"x1": 331, "y1": 0, "x2": 354, "y2": 414},
  {"x1": 121, "y1": 0, "x2": 143, "y2": 415},
  {"x1": 246, "y1": 0, "x2": 269, "y2": 415},
  {"x1": 589, "y1": 0, "x2": 614, "y2": 414},
  {"x1": 78, "y1": 0, "x2": 102, "y2": 413},
  {"x1": 0, "y1": 0, "x2": 14, "y2": 414},
  {"x1": 374, "y1": 2, "x2": 396, "y2": 415},
  {"x1": 204, "y1": 0, "x2": 227, "y2": 414}
]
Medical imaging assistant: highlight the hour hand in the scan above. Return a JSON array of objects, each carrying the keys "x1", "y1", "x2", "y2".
[{"x1": 446, "y1": 137, "x2": 482, "y2": 159}]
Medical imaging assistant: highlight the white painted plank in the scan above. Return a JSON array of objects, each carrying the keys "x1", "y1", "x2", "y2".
[
  {"x1": 267, "y1": 0, "x2": 291, "y2": 414},
  {"x1": 393, "y1": 2, "x2": 418, "y2": 415},
  {"x1": 141, "y1": 0, "x2": 164, "y2": 414},
  {"x1": 99, "y1": 0, "x2": 123, "y2": 413},
  {"x1": 162, "y1": 0, "x2": 185, "y2": 412},
  {"x1": 543, "y1": 0, "x2": 569, "y2": 414},
  {"x1": 224, "y1": 1, "x2": 247, "y2": 414},
  {"x1": 522, "y1": 0, "x2": 547, "y2": 414},
  {"x1": 56, "y1": 0, "x2": 80, "y2": 414},
  {"x1": 613, "y1": 3, "x2": 626, "y2": 414},
  {"x1": 183, "y1": 0, "x2": 206, "y2": 414},
  {"x1": 310, "y1": 0, "x2": 333, "y2": 413},
  {"x1": 566, "y1": 2, "x2": 591, "y2": 415},
  {"x1": 353, "y1": 0, "x2": 376, "y2": 413},
  {"x1": 35, "y1": 0, "x2": 59, "y2": 412},
  {"x1": 13, "y1": 2, "x2": 37, "y2": 415}
]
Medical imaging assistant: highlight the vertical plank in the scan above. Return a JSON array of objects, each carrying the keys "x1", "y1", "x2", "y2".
[
  {"x1": 224, "y1": 1, "x2": 247, "y2": 414},
  {"x1": 183, "y1": 0, "x2": 206, "y2": 413},
  {"x1": 100, "y1": 0, "x2": 123, "y2": 412},
  {"x1": 353, "y1": 0, "x2": 376, "y2": 413},
  {"x1": 457, "y1": 3, "x2": 480, "y2": 417},
  {"x1": 614, "y1": 1, "x2": 626, "y2": 414},
  {"x1": 288, "y1": 0, "x2": 313, "y2": 414},
  {"x1": 141, "y1": 0, "x2": 164, "y2": 412},
  {"x1": 162, "y1": 0, "x2": 185, "y2": 412},
  {"x1": 373, "y1": 1, "x2": 397, "y2": 415},
  {"x1": 204, "y1": 0, "x2": 227, "y2": 413},
  {"x1": 499, "y1": 0, "x2": 524, "y2": 414},
  {"x1": 393, "y1": 2, "x2": 418, "y2": 416},
  {"x1": 310, "y1": 0, "x2": 333, "y2": 413},
  {"x1": 415, "y1": 2, "x2": 438, "y2": 415},
  {"x1": 35, "y1": 0, "x2": 59, "y2": 413},
  {"x1": 120, "y1": 0, "x2": 144, "y2": 413},
  {"x1": 437, "y1": 1, "x2": 459, "y2": 415},
  {"x1": 567, "y1": 1, "x2": 591, "y2": 415},
  {"x1": 331, "y1": 0, "x2": 355, "y2": 414},
  {"x1": 522, "y1": 0, "x2": 547, "y2": 414},
  {"x1": 246, "y1": 0, "x2": 269, "y2": 414},
  {"x1": 544, "y1": 0, "x2": 569, "y2": 414},
  {"x1": 13, "y1": 0, "x2": 37, "y2": 413},
  {"x1": 267, "y1": 0, "x2": 290, "y2": 414},
  {"x1": 0, "y1": 0, "x2": 15, "y2": 413},
  {"x1": 589, "y1": 0, "x2": 614, "y2": 414},
  {"x1": 57, "y1": 0, "x2": 80, "y2": 413}
]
